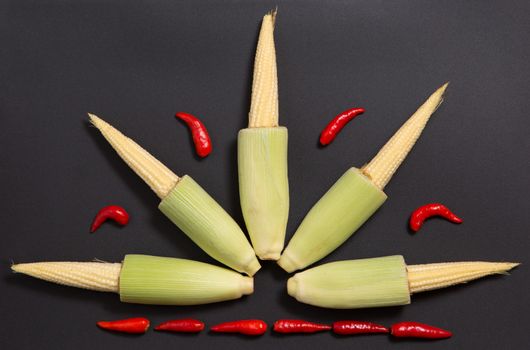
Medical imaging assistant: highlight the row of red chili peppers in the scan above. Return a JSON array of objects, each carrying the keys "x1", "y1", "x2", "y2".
[{"x1": 97, "y1": 318, "x2": 452, "y2": 339}]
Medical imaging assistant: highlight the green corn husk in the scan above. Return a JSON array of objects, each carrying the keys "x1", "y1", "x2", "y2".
[
  {"x1": 278, "y1": 168, "x2": 387, "y2": 272},
  {"x1": 119, "y1": 255, "x2": 253, "y2": 305},
  {"x1": 238, "y1": 127, "x2": 289, "y2": 260},
  {"x1": 287, "y1": 255, "x2": 410, "y2": 309},
  {"x1": 159, "y1": 175, "x2": 261, "y2": 276}
]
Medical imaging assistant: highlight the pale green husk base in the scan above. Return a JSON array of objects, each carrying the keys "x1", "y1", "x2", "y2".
[
  {"x1": 119, "y1": 255, "x2": 253, "y2": 305},
  {"x1": 287, "y1": 255, "x2": 410, "y2": 309},
  {"x1": 159, "y1": 176, "x2": 260, "y2": 276},
  {"x1": 278, "y1": 168, "x2": 387, "y2": 272},
  {"x1": 238, "y1": 127, "x2": 289, "y2": 260}
]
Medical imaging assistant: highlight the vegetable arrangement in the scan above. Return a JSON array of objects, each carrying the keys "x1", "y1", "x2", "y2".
[{"x1": 10, "y1": 8, "x2": 520, "y2": 344}]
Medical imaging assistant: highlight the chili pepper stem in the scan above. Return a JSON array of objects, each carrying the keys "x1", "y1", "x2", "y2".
[{"x1": 90, "y1": 114, "x2": 260, "y2": 275}]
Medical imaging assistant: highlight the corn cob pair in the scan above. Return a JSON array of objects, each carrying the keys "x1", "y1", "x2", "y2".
[{"x1": 11, "y1": 255, "x2": 518, "y2": 308}]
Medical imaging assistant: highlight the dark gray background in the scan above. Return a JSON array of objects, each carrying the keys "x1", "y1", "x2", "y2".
[{"x1": 1, "y1": 0, "x2": 529, "y2": 349}]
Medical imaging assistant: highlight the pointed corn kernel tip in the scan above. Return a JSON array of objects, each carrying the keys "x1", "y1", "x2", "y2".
[
  {"x1": 11, "y1": 261, "x2": 121, "y2": 293},
  {"x1": 248, "y1": 10, "x2": 279, "y2": 128},
  {"x1": 362, "y1": 83, "x2": 449, "y2": 190},
  {"x1": 89, "y1": 114, "x2": 179, "y2": 198},
  {"x1": 407, "y1": 261, "x2": 519, "y2": 294}
]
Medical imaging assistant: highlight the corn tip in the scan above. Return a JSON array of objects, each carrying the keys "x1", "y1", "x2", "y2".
[
  {"x1": 244, "y1": 258, "x2": 262, "y2": 276},
  {"x1": 241, "y1": 276, "x2": 254, "y2": 295},
  {"x1": 286, "y1": 276, "x2": 298, "y2": 297},
  {"x1": 277, "y1": 253, "x2": 298, "y2": 273}
]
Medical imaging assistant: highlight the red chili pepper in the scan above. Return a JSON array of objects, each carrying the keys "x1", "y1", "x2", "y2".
[
  {"x1": 273, "y1": 319, "x2": 331, "y2": 334},
  {"x1": 175, "y1": 112, "x2": 212, "y2": 158},
  {"x1": 332, "y1": 320, "x2": 388, "y2": 335},
  {"x1": 391, "y1": 322, "x2": 452, "y2": 339},
  {"x1": 409, "y1": 203, "x2": 462, "y2": 232},
  {"x1": 154, "y1": 318, "x2": 204, "y2": 333},
  {"x1": 90, "y1": 205, "x2": 130, "y2": 233},
  {"x1": 319, "y1": 107, "x2": 365, "y2": 146},
  {"x1": 97, "y1": 317, "x2": 150, "y2": 334},
  {"x1": 210, "y1": 319, "x2": 267, "y2": 336}
]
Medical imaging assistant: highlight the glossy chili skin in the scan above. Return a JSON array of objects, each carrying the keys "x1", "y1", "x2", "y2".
[
  {"x1": 409, "y1": 203, "x2": 463, "y2": 232},
  {"x1": 273, "y1": 319, "x2": 331, "y2": 334},
  {"x1": 90, "y1": 205, "x2": 129, "y2": 233},
  {"x1": 175, "y1": 112, "x2": 212, "y2": 158},
  {"x1": 210, "y1": 319, "x2": 267, "y2": 336},
  {"x1": 391, "y1": 322, "x2": 452, "y2": 339},
  {"x1": 154, "y1": 319, "x2": 204, "y2": 333},
  {"x1": 319, "y1": 107, "x2": 365, "y2": 146},
  {"x1": 333, "y1": 320, "x2": 388, "y2": 335},
  {"x1": 96, "y1": 317, "x2": 150, "y2": 334}
]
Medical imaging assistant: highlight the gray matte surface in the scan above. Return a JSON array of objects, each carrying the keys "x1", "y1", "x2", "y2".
[{"x1": 1, "y1": 0, "x2": 529, "y2": 349}]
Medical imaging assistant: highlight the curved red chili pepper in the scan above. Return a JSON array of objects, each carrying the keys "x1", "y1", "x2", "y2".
[
  {"x1": 319, "y1": 107, "x2": 365, "y2": 146},
  {"x1": 332, "y1": 320, "x2": 388, "y2": 335},
  {"x1": 391, "y1": 322, "x2": 452, "y2": 339},
  {"x1": 175, "y1": 112, "x2": 212, "y2": 158},
  {"x1": 273, "y1": 319, "x2": 331, "y2": 334},
  {"x1": 409, "y1": 203, "x2": 462, "y2": 232},
  {"x1": 210, "y1": 319, "x2": 267, "y2": 336},
  {"x1": 90, "y1": 205, "x2": 130, "y2": 233},
  {"x1": 97, "y1": 317, "x2": 150, "y2": 334},
  {"x1": 154, "y1": 319, "x2": 204, "y2": 333}
]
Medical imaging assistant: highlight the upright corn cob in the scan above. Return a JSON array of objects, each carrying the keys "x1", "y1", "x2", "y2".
[
  {"x1": 238, "y1": 10, "x2": 289, "y2": 260},
  {"x1": 278, "y1": 83, "x2": 448, "y2": 272},
  {"x1": 287, "y1": 255, "x2": 519, "y2": 309},
  {"x1": 89, "y1": 114, "x2": 260, "y2": 276},
  {"x1": 12, "y1": 255, "x2": 253, "y2": 305}
]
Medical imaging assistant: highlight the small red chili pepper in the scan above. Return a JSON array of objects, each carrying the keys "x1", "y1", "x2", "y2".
[
  {"x1": 319, "y1": 107, "x2": 365, "y2": 146},
  {"x1": 332, "y1": 320, "x2": 388, "y2": 335},
  {"x1": 175, "y1": 111, "x2": 212, "y2": 158},
  {"x1": 154, "y1": 318, "x2": 204, "y2": 333},
  {"x1": 96, "y1": 317, "x2": 150, "y2": 334},
  {"x1": 273, "y1": 319, "x2": 331, "y2": 334},
  {"x1": 391, "y1": 322, "x2": 452, "y2": 339},
  {"x1": 90, "y1": 205, "x2": 130, "y2": 233},
  {"x1": 409, "y1": 203, "x2": 462, "y2": 232},
  {"x1": 210, "y1": 319, "x2": 267, "y2": 336}
]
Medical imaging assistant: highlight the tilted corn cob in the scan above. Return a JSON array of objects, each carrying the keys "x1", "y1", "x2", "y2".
[
  {"x1": 287, "y1": 255, "x2": 519, "y2": 309},
  {"x1": 238, "y1": 9, "x2": 289, "y2": 260},
  {"x1": 12, "y1": 255, "x2": 253, "y2": 305},
  {"x1": 89, "y1": 114, "x2": 260, "y2": 276},
  {"x1": 278, "y1": 83, "x2": 448, "y2": 272}
]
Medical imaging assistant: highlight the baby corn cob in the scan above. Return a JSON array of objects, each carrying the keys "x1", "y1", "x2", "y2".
[
  {"x1": 278, "y1": 83, "x2": 448, "y2": 272},
  {"x1": 89, "y1": 114, "x2": 260, "y2": 276},
  {"x1": 287, "y1": 255, "x2": 518, "y2": 309},
  {"x1": 12, "y1": 255, "x2": 253, "y2": 305},
  {"x1": 238, "y1": 10, "x2": 289, "y2": 260}
]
